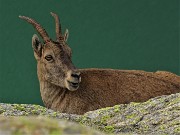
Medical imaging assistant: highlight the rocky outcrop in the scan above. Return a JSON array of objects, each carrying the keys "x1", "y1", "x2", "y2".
[
  {"x1": 0, "y1": 92, "x2": 180, "y2": 135},
  {"x1": 0, "y1": 116, "x2": 105, "y2": 135},
  {"x1": 80, "y1": 93, "x2": 180, "y2": 134}
]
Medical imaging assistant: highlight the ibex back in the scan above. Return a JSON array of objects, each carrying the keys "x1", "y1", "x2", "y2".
[{"x1": 19, "y1": 13, "x2": 180, "y2": 115}]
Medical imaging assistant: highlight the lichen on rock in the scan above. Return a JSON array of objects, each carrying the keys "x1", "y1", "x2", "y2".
[
  {"x1": 0, "y1": 92, "x2": 180, "y2": 135},
  {"x1": 79, "y1": 93, "x2": 180, "y2": 134}
]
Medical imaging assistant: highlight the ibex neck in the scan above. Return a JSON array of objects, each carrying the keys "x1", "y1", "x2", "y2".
[{"x1": 39, "y1": 80, "x2": 67, "y2": 110}]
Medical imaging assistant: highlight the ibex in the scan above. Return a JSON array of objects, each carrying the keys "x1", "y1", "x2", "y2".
[{"x1": 19, "y1": 12, "x2": 180, "y2": 115}]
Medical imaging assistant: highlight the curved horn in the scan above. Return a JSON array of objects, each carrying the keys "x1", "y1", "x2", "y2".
[
  {"x1": 19, "y1": 15, "x2": 51, "y2": 43},
  {"x1": 50, "y1": 12, "x2": 62, "y2": 42}
]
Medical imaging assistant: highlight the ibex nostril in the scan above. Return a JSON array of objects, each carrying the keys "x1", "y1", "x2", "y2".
[{"x1": 71, "y1": 73, "x2": 80, "y2": 79}]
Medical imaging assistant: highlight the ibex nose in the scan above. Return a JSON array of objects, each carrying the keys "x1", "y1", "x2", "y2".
[{"x1": 71, "y1": 72, "x2": 81, "y2": 79}]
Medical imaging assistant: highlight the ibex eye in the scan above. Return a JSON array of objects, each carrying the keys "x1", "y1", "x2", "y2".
[{"x1": 45, "y1": 55, "x2": 53, "y2": 61}]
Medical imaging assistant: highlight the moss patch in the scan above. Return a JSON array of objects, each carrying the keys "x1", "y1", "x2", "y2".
[{"x1": 104, "y1": 125, "x2": 115, "y2": 133}]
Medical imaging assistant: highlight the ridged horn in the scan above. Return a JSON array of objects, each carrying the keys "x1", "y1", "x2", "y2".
[
  {"x1": 19, "y1": 15, "x2": 51, "y2": 43},
  {"x1": 50, "y1": 12, "x2": 63, "y2": 42}
]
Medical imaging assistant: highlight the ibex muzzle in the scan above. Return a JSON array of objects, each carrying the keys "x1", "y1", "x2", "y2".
[
  {"x1": 65, "y1": 70, "x2": 81, "y2": 90},
  {"x1": 19, "y1": 12, "x2": 81, "y2": 91}
]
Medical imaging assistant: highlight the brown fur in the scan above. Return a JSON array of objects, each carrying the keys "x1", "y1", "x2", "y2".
[
  {"x1": 39, "y1": 69, "x2": 180, "y2": 114},
  {"x1": 19, "y1": 13, "x2": 180, "y2": 115}
]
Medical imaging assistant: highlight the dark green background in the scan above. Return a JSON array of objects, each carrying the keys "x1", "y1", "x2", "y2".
[{"x1": 0, "y1": 0, "x2": 179, "y2": 105}]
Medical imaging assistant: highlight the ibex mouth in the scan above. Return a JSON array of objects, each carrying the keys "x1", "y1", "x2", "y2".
[
  {"x1": 68, "y1": 81, "x2": 79, "y2": 88},
  {"x1": 66, "y1": 80, "x2": 80, "y2": 91}
]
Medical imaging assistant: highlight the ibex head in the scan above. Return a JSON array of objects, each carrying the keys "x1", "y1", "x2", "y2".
[{"x1": 19, "y1": 12, "x2": 81, "y2": 91}]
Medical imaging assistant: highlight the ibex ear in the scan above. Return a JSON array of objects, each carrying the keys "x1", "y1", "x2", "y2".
[
  {"x1": 64, "y1": 29, "x2": 69, "y2": 42},
  {"x1": 32, "y1": 34, "x2": 42, "y2": 60}
]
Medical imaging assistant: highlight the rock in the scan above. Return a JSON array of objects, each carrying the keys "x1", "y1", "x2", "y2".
[
  {"x1": 0, "y1": 92, "x2": 180, "y2": 135},
  {"x1": 0, "y1": 116, "x2": 105, "y2": 135},
  {"x1": 0, "y1": 103, "x2": 81, "y2": 121},
  {"x1": 80, "y1": 93, "x2": 180, "y2": 134}
]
